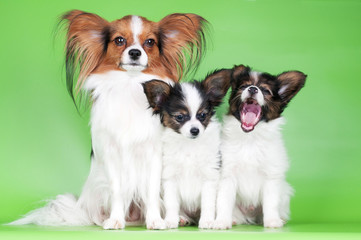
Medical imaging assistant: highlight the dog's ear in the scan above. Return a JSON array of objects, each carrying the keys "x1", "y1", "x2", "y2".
[
  {"x1": 277, "y1": 71, "x2": 307, "y2": 106},
  {"x1": 158, "y1": 13, "x2": 208, "y2": 81},
  {"x1": 201, "y1": 69, "x2": 232, "y2": 107},
  {"x1": 142, "y1": 80, "x2": 172, "y2": 113},
  {"x1": 61, "y1": 10, "x2": 110, "y2": 100},
  {"x1": 231, "y1": 65, "x2": 251, "y2": 89}
]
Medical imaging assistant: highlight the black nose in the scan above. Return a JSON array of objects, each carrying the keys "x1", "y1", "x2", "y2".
[
  {"x1": 190, "y1": 127, "x2": 200, "y2": 137},
  {"x1": 248, "y1": 86, "x2": 258, "y2": 95},
  {"x1": 129, "y1": 49, "x2": 141, "y2": 60}
]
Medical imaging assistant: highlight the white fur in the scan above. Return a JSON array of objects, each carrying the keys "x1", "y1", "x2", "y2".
[
  {"x1": 9, "y1": 70, "x2": 171, "y2": 230},
  {"x1": 250, "y1": 71, "x2": 259, "y2": 84},
  {"x1": 122, "y1": 16, "x2": 148, "y2": 71},
  {"x1": 179, "y1": 83, "x2": 205, "y2": 138},
  {"x1": 162, "y1": 85, "x2": 221, "y2": 229},
  {"x1": 241, "y1": 85, "x2": 265, "y2": 106},
  {"x1": 213, "y1": 115, "x2": 293, "y2": 229}
]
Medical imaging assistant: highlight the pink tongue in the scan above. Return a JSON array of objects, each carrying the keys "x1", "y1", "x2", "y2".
[{"x1": 244, "y1": 112, "x2": 257, "y2": 124}]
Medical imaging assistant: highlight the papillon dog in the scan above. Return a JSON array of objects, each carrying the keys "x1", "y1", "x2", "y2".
[
  {"x1": 142, "y1": 69, "x2": 231, "y2": 229},
  {"x1": 9, "y1": 10, "x2": 207, "y2": 230},
  {"x1": 213, "y1": 65, "x2": 306, "y2": 229}
]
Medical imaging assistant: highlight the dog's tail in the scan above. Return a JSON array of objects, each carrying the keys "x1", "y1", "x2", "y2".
[{"x1": 6, "y1": 193, "x2": 93, "y2": 226}]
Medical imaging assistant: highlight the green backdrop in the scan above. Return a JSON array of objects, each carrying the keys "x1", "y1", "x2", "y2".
[{"x1": 1, "y1": 0, "x2": 360, "y2": 239}]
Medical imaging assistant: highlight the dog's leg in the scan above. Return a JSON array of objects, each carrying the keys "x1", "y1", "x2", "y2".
[
  {"x1": 145, "y1": 147, "x2": 166, "y2": 230},
  {"x1": 101, "y1": 145, "x2": 126, "y2": 230},
  {"x1": 232, "y1": 204, "x2": 249, "y2": 225},
  {"x1": 163, "y1": 180, "x2": 180, "y2": 229},
  {"x1": 262, "y1": 179, "x2": 284, "y2": 228},
  {"x1": 198, "y1": 180, "x2": 217, "y2": 229},
  {"x1": 213, "y1": 178, "x2": 236, "y2": 230}
]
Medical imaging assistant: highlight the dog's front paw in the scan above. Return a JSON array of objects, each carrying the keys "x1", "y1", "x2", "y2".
[
  {"x1": 103, "y1": 218, "x2": 125, "y2": 230},
  {"x1": 179, "y1": 215, "x2": 191, "y2": 226},
  {"x1": 264, "y1": 218, "x2": 285, "y2": 228},
  {"x1": 198, "y1": 217, "x2": 213, "y2": 229},
  {"x1": 146, "y1": 218, "x2": 167, "y2": 230},
  {"x1": 212, "y1": 219, "x2": 232, "y2": 230},
  {"x1": 164, "y1": 216, "x2": 179, "y2": 229}
]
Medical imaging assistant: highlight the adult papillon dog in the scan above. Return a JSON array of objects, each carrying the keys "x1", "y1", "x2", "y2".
[
  {"x1": 213, "y1": 65, "x2": 306, "y2": 229},
  {"x1": 142, "y1": 69, "x2": 231, "y2": 229},
  {"x1": 9, "y1": 10, "x2": 207, "y2": 230}
]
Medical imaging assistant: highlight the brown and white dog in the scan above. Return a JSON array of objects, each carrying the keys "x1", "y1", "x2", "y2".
[{"x1": 9, "y1": 10, "x2": 207, "y2": 230}]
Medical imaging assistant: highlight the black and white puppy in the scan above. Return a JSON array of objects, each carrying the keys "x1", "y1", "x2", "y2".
[
  {"x1": 213, "y1": 65, "x2": 306, "y2": 229},
  {"x1": 142, "y1": 69, "x2": 231, "y2": 229}
]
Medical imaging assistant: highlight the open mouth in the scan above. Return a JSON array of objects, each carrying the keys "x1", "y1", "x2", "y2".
[{"x1": 240, "y1": 98, "x2": 262, "y2": 132}]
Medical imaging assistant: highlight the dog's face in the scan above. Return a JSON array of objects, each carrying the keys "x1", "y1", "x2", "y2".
[
  {"x1": 62, "y1": 10, "x2": 207, "y2": 99},
  {"x1": 143, "y1": 69, "x2": 231, "y2": 139},
  {"x1": 229, "y1": 65, "x2": 306, "y2": 132}
]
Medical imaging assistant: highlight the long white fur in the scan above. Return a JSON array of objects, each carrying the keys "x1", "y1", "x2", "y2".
[
  {"x1": 162, "y1": 84, "x2": 220, "y2": 229},
  {"x1": 9, "y1": 16, "x2": 169, "y2": 230},
  {"x1": 213, "y1": 116, "x2": 293, "y2": 229}
]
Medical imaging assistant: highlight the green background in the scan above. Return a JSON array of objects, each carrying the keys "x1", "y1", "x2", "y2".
[{"x1": 1, "y1": 0, "x2": 360, "y2": 239}]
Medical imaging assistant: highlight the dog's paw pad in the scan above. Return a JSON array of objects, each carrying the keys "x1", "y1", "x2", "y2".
[
  {"x1": 103, "y1": 218, "x2": 125, "y2": 230},
  {"x1": 264, "y1": 218, "x2": 284, "y2": 228},
  {"x1": 179, "y1": 216, "x2": 190, "y2": 226}
]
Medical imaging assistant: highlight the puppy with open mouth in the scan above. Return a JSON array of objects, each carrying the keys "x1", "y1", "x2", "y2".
[
  {"x1": 213, "y1": 65, "x2": 306, "y2": 229},
  {"x1": 143, "y1": 69, "x2": 231, "y2": 229}
]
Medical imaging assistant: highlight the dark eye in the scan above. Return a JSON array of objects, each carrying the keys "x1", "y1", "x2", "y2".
[
  {"x1": 114, "y1": 36, "x2": 126, "y2": 46},
  {"x1": 197, "y1": 112, "x2": 207, "y2": 122},
  {"x1": 144, "y1": 38, "x2": 155, "y2": 47},
  {"x1": 240, "y1": 85, "x2": 248, "y2": 90},
  {"x1": 175, "y1": 114, "x2": 184, "y2": 122},
  {"x1": 261, "y1": 88, "x2": 272, "y2": 95}
]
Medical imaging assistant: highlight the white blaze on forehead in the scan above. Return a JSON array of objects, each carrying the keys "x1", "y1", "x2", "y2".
[
  {"x1": 250, "y1": 71, "x2": 260, "y2": 84},
  {"x1": 131, "y1": 15, "x2": 143, "y2": 44},
  {"x1": 180, "y1": 83, "x2": 205, "y2": 138},
  {"x1": 182, "y1": 83, "x2": 203, "y2": 118},
  {"x1": 121, "y1": 15, "x2": 148, "y2": 71},
  {"x1": 241, "y1": 71, "x2": 265, "y2": 106}
]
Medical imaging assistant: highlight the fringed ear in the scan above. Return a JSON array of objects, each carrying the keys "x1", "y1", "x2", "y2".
[
  {"x1": 60, "y1": 10, "x2": 110, "y2": 104},
  {"x1": 277, "y1": 71, "x2": 307, "y2": 107},
  {"x1": 201, "y1": 69, "x2": 232, "y2": 107},
  {"x1": 142, "y1": 80, "x2": 172, "y2": 113},
  {"x1": 158, "y1": 13, "x2": 208, "y2": 81},
  {"x1": 231, "y1": 64, "x2": 251, "y2": 89}
]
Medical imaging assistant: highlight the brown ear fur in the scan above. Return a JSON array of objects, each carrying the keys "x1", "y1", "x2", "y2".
[
  {"x1": 231, "y1": 65, "x2": 251, "y2": 89},
  {"x1": 159, "y1": 13, "x2": 208, "y2": 81},
  {"x1": 142, "y1": 80, "x2": 172, "y2": 113},
  {"x1": 277, "y1": 71, "x2": 307, "y2": 105},
  {"x1": 62, "y1": 10, "x2": 109, "y2": 99},
  {"x1": 202, "y1": 69, "x2": 232, "y2": 107}
]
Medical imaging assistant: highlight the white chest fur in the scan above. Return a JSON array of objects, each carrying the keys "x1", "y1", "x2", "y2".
[
  {"x1": 214, "y1": 115, "x2": 293, "y2": 228},
  {"x1": 85, "y1": 71, "x2": 167, "y2": 145},
  {"x1": 79, "y1": 70, "x2": 170, "y2": 229},
  {"x1": 162, "y1": 119, "x2": 221, "y2": 226}
]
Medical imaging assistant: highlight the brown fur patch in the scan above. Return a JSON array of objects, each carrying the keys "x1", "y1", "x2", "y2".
[
  {"x1": 63, "y1": 10, "x2": 110, "y2": 93},
  {"x1": 142, "y1": 80, "x2": 171, "y2": 113},
  {"x1": 158, "y1": 13, "x2": 208, "y2": 81},
  {"x1": 202, "y1": 69, "x2": 232, "y2": 107}
]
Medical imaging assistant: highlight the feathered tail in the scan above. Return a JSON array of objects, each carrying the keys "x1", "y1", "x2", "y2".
[{"x1": 7, "y1": 194, "x2": 93, "y2": 226}]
